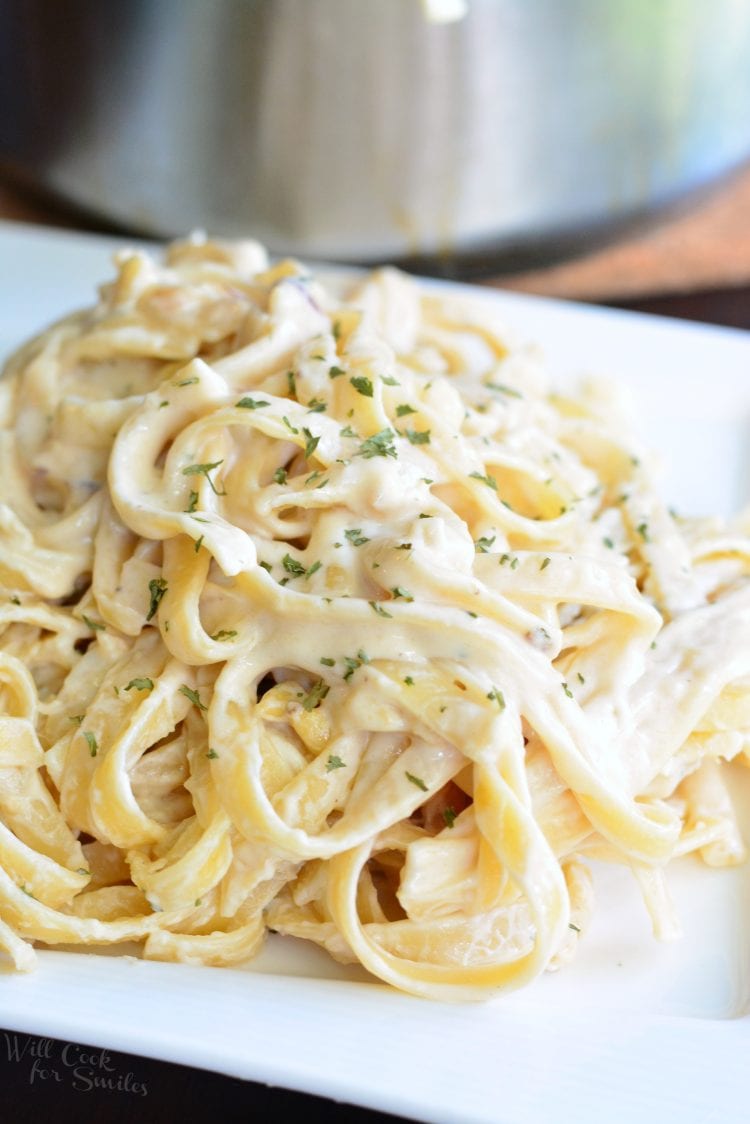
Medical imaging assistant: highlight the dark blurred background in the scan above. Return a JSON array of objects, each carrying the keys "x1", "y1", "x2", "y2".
[{"x1": 2, "y1": 0, "x2": 750, "y2": 323}]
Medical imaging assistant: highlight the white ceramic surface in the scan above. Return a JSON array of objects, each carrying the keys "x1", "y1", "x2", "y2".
[{"x1": 1, "y1": 221, "x2": 749, "y2": 1124}]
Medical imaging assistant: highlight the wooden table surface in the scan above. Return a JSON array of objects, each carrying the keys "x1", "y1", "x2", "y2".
[{"x1": 1, "y1": 178, "x2": 748, "y2": 1124}]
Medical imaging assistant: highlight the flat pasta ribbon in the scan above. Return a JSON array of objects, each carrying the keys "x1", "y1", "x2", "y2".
[{"x1": 0, "y1": 235, "x2": 746, "y2": 998}]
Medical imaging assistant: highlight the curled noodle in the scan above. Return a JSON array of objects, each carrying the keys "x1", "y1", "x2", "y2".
[{"x1": 0, "y1": 235, "x2": 747, "y2": 1000}]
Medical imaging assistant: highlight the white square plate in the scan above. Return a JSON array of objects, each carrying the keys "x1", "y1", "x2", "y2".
[{"x1": 1, "y1": 220, "x2": 749, "y2": 1124}]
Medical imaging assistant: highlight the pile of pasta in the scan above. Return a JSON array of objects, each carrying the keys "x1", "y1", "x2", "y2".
[{"x1": 0, "y1": 236, "x2": 747, "y2": 1000}]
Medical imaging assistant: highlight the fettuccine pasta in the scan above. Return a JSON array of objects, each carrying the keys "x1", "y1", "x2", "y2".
[{"x1": 0, "y1": 235, "x2": 747, "y2": 1000}]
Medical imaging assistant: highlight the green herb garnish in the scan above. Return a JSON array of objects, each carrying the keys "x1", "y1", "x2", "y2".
[
  {"x1": 302, "y1": 427, "x2": 320, "y2": 459},
  {"x1": 342, "y1": 650, "x2": 369, "y2": 680},
  {"x1": 301, "y1": 679, "x2": 329, "y2": 711},
  {"x1": 146, "y1": 577, "x2": 168, "y2": 621},
  {"x1": 485, "y1": 382, "x2": 522, "y2": 398},
  {"x1": 369, "y1": 601, "x2": 392, "y2": 618},
  {"x1": 181, "y1": 460, "x2": 226, "y2": 496},
  {"x1": 236, "y1": 397, "x2": 270, "y2": 410},
  {"x1": 125, "y1": 678, "x2": 154, "y2": 692},
  {"x1": 282, "y1": 553, "x2": 306, "y2": 576},
  {"x1": 469, "y1": 471, "x2": 498, "y2": 491},
  {"x1": 358, "y1": 428, "x2": 397, "y2": 459},
  {"x1": 443, "y1": 806, "x2": 457, "y2": 829},
  {"x1": 179, "y1": 685, "x2": 208, "y2": 711},
  {"x1": 350, "y1": 375, "x2": 373, "y2": 397}
]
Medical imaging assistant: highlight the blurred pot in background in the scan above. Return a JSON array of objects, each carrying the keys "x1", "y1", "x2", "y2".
[{"x1": 2, "y1": 0, "x2": 750, "y2": 273}]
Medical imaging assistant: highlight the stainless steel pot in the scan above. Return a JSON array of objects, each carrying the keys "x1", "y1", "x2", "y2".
[{"x1": 3, "y1": 0, "x2": 750, "y2": 270}]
